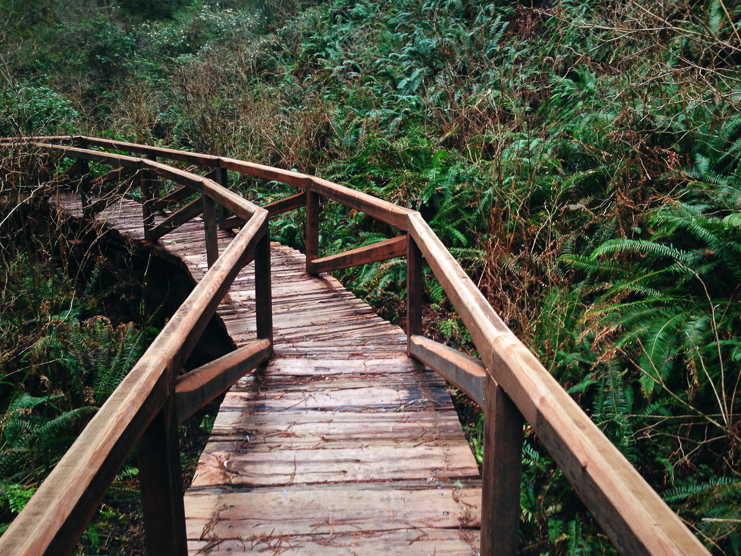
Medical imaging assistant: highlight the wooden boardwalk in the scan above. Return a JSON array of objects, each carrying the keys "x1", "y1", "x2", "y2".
[{"x1": 56, "y1": 193, "x2": 482, "y2": 555}]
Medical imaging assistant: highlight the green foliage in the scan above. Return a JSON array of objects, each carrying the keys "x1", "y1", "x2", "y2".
[
  {"x1": 2, "y1": 0, "x2": 741, "y2": 552},
  {"x1": 0, "y1": 82, "x2": 78, "y2": 136}
]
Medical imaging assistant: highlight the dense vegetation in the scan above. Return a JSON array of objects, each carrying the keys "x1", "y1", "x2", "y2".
[{"x1": 1, "y1": 0, "x2": 740, "y2": 553}]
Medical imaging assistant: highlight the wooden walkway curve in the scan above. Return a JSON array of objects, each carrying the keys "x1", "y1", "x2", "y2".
[
  {"x1": 2, "y1": 137, "x2": 708, "y2": 556},
  {"x1": 56, "y1": 192, "x2": 483, "y2": 555}
]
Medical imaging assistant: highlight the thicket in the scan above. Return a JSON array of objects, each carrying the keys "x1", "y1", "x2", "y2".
[{"x1": 1, "y1": 0, "x2": 740, "y2": 553}]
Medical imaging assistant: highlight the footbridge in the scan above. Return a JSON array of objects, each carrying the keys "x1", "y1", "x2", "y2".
[{"x1": 0, "y1": 137, "x2": 708, "y2": 555}]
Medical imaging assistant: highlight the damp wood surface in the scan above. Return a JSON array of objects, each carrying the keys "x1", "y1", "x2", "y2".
[{"x1": 54, "y1": 193, "x2": 482, "y2": 555}]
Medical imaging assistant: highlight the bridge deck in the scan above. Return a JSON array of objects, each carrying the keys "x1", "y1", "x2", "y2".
[{"x1": 57, "y1": 193, "x2": 482, "y2": 555}]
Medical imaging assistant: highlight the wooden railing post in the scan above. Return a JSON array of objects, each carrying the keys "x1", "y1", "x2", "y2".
[
  {"x1": 306, "y1": 190, "x2": 319, "y2": 274},
  {"x1": 141, "y1": 168, "x2": 155, "y2": 241},
  {"x1": 136, "y1": 394, "x2": 188, "y2": 556},
  {"x1": 202, "y1": 193, "x2": 219, "y2": 268},
  {"x1": 254, "y1": 229, "x2": 273, "y2": 345},
  {"x1": 78, "y1": 139, "x2": 91, "y2": 217},
  {"x1": 480, "y1": 374, "x2": 523, "y2": 555},
  {"x1": 216, "y1": 166, "x2": 230, "y2": 230},
  {"x1": 407, "y1": 237, "x2": 423, "y2": 356}
]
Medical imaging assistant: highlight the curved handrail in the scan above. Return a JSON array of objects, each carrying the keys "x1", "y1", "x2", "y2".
[
  {"x1": 0, "y1": 136, "x2": 709, "y2": 556},
  {"x1": 0, "y1": 138, "x2": 272, "y2": 556}
]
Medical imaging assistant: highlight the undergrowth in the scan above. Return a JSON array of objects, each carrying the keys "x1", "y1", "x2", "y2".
[{"x1": 1, "y1": 0, "x2": 740, "y2": 553}]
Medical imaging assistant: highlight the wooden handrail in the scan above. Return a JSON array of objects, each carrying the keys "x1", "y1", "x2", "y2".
[
  {"x1": 0, "y1": 140, "x2": 272, "y2": 556},
  {"x1": 1, "y1": 136, "x2": 710, "y2": 556}
]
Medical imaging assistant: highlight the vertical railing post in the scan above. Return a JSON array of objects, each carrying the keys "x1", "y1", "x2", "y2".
[
  {"x1": 254, "y1": 227, "x2": 273, "y2": 345},
  {"x1": 305, "y1": 190, "x2": 319, "y2": 274},
  {"x1": 137, "y1": 393, "x2": 188, "y2": 556},
  {"x1": 140, "y1": 166, "x2": 155, "y2": 242},
  {"x1": 202, "y1": 170, "x2": 219, "y2": 268},
  {"x1": 216, "y1": 166, "x2": 230, "y2": 230},
  {"x1": 78, "y1": 139, "x2": 91, "y2": 217},
  {"x1": 407, "y1": 237, "x2": 423, "y2": 355},
  {"x1": 480, "y1": 374, "x2": 524, "y2": 555}
]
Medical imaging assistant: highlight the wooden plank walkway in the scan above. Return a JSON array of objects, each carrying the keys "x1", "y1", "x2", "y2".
[{"x1": 56, "y1": 193, "x2": 483, "y2": 555}]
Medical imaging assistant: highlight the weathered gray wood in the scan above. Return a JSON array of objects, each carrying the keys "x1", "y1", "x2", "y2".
[
  {"x1": 137, "y1": 394, "x2": 187, "y2": 556},
  {"x1": 174, "y1": 339, "x2": 272, "y2": 424},
  {"x1": 188, "y1": 528, "x2": 480, "y2": 555},
  {"x1": 184, "y1": 486, "x2": 481, "y2": 538},
  {"x1": 305, "y1": 190, "x2": 320, "y2": 274},
  {"x1": 309, "y1": 235, "x2": 407, "y2": 274},
  {"x1": 480, "y1": 375, "x2": 523, "y2": 556},
  {"x1": 409, "y1": 335, "x2": 485, "y2": 406}
]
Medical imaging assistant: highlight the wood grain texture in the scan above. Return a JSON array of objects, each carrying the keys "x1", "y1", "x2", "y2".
[
  {"x1": 148, "y1": 196, "x2": 204, "y2": 242},
  {"x1": 480, "y1": 375, "x2": 522, "y2": 556},
  {"x1": 305, "y1": 190, "x2": 320, "y2": 273},
  {"x1": 265, "y1": 190, "x2": 306, "y2": 216},
  {"x1": 409, "y1": 335, "x2": 486, "y2": 407},
  {"x1": 43, "y1": 189, "x2": 480, "y2": 554},
  {"x1": 137, "y1": 394, "x2": 188, "y2": 556},
  {"x1": 202, "y1": 193, "x2": 219, "y2": 268},
  {"x1": 309, "y1": 235, "x2": 407, "y2": 274},
  {"x1": 174, "y1": 339, "x2": 272, "y2": 424},
  {"x1": 16, "y1": 137, "x2": 709, "y2": 556},
  {"x1": 0, "y1": 198, "x2": 269, "y2": 556},
  {"x1": 181, "y1": 244, "x2": 480, "y2": 555}
]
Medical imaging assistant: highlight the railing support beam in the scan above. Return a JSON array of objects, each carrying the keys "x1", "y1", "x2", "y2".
[
  {"x1": 203, "y1": 195, "x2": 219, "y2": 267},
  {"x1": 407, "y1": 238, "x2": 423, "y2": 356},
  {"x1": 136, "y1": 394, "x2": 188, "y2": 556},
  {"x1": 216, "y1": 167, "x2": 230, "y2": 230},
  {"x1": 255, "y1": 230, "x2": 273, "y2": 345},
  {"x1": 306, "y1": 190, "x2": 320, "y2": 274},
  {"x1": 481, "y1": 374, "x2": 523, "y2": 556}
]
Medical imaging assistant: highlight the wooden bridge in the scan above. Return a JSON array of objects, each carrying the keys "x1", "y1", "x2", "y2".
[{"x1": 0, "y1": 137, "x2": 709, "y2": 556}]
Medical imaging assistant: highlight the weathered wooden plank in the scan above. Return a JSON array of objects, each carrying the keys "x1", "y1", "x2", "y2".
[
  {"x1": 409, "y1": 335, "x2": 486, "y2": 407},
  {"x1": 218, "y1": 384, "x2": 453, "y2": 413},
  {"x1": 309, "y1": 235, "x2": 407, "y2": 274},
  {"x1": 80, "y1": 136, "x2": 220, "y2": 167},
  {"x1": 90, "y1": 166, "x2": 136, "y2": 188},
  {"x1": 208, "y1": 411, "x2": 466, "y2": 444},
  {"x1": 0, "y1": 209, "x2": 269, "y2": 556},
  {"x1": 184, "y1": 487, "x2": 481, "y2": 538},
  {"x1": 191, "y1": 444, "x2": 479, "y2": 487},
  {"x1": 187, "y1": 528, "x2": 480, "y2": 556},
  {"x1": 489, "y1": 334, "x2": 709, "y2": 556},
  {"x1": 174, "y1": 339, "x2": 272, "y2": 424},
  {"x1": 219, "y1": 157, "x2": 311, "y2": 188}
]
